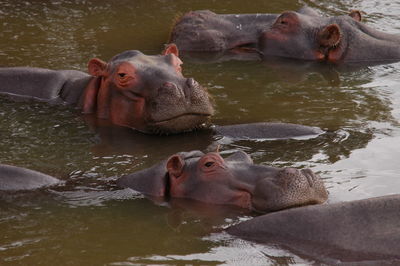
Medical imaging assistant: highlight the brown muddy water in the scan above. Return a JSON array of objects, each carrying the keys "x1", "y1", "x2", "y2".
[{"x1": 1, "y1": 0, "x2": 400, "y2": 265}]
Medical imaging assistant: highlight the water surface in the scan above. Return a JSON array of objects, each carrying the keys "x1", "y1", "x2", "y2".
[{"x1": 1, "y1": 0, "x2": 400, "y2": 264}]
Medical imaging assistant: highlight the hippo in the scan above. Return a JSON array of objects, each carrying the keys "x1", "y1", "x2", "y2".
[
  {"x1": 0, "y1": 164, "x2": 60, "y2": 191},
  {"x1": 116, "y1": 150, "x2": 328, "y2": 212},
  {"x1": 0, "y1": 45, "x2": 214, "y2": 134},
  {"x1": 169, "y1": 10, "x2": 278, "y2": 52},
  {"x1": 227, "y1": 194, "x2": 400, "y2": 263},
  {"x1": 0, "y1": 45, "x2": 325, "y2": 138},
  {"x1": 258, "y1": 8, "x2": 400, "y2": 63}
]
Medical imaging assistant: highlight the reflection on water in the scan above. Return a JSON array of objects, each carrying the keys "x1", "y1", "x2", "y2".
[{"x1": 1, "y1": 0, "x2": 400, "y2": 264}]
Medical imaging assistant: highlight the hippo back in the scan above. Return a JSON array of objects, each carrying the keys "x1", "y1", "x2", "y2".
[
  {"x1": 228, "y1": 195, "x2": 400, "y2": 262},
  {"x1": 0, "y1": 164, "x2": 60, "y2": 191},
  {"x1": 0, "y1": 67, "x2": 90, "y2": 103}
]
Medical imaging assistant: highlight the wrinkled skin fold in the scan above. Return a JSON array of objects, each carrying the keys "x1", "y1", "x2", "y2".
[{"x1": 116, "y1": 150, "x2": 328, "y2": 212}]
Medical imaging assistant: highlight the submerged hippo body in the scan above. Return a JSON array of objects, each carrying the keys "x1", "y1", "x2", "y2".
[
  {"x1": 170, "y1": 10, "x2": 278, "y2": 52},
  {"x1": 0, "y1": 164, "x2": 60, "y2": 191},
  {"x1": 0, "y1": 45, "x2": 214, "y2": 134},
  {"x1": 227, "y1": 194, "x2": 400, "y2": 263},
  {"x1": 117, "y1": 150, "x2": 328, "y2": 212},
  {"x1": 259, "y1": 8, "x2": 400, "y2": 63}
]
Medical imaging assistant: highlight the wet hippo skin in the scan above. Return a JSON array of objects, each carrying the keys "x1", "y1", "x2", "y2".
[
  {"x1": 117, "y1": 150, "x2": 328, "y2": 212},
  {"x1": 227, "y1": 194, "x2": 400, "y2": 263},
  {"x1": 0, "y1": 164, "x2": 60, "y2": 191}
]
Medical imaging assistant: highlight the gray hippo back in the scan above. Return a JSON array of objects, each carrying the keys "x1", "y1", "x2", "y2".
[
  {"x1": 228, "y1": 194, "x2": 400, "y2": 263},
  {"x1": 0, "y1": 164, "x2": 60, "y2": 191}
]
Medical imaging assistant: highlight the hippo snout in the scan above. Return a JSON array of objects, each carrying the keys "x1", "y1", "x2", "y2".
[
  {"x1": 300, "y1": 168, "x2": 318, "y2": 187},
  {"x1": 251, "y1": 166, "x2": 328, "y2": 212},
  {"x1": 186, "y1": 78, "x2": 199, "y2": 89}
]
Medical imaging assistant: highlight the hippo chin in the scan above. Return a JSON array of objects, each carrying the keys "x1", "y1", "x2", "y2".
[
  {"x1": 0, "y1": 44, "x2": 214, "y2": 134},
  {"x1": 227, "y1": 194, "x2": 400, "y2": 263},
  {"x1": 169, "y1": 10, "x2": 278, "y2": 52},
  {"x1": 259, "y1": 7, "x2": 400, "y2": 63},
  {"x1": 116, "y1": 150, "x2": 328, "y2": 212}
]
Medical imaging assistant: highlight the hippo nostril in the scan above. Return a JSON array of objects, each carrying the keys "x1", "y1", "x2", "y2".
[
  {"x1": 186, "y1": 78, "x2": 199, "y2": 89},
  {"x1": 301, "y1": 169, "x2": 315, "y2": 188}
]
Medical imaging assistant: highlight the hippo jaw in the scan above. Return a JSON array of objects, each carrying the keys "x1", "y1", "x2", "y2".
[{"x1": 144, "y1": 113, "x2": 212, "y2": 134}]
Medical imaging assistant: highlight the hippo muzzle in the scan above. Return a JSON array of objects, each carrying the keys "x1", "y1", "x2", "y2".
[
  {"x1": 145, "y1": 78, "x2": 214, "y2": 134},
  {"x1": 249, "y1": 167, "x2": 328, "y2": 212}
]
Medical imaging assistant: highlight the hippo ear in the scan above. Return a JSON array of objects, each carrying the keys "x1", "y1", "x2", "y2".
[
  {"x1": 348, "y1": 10, "x2": 362, "y2": 22},
  {"x1": 88, "y1": 58, "x2": 107, "y2": 76},
  {"x1": 318, "y1": 24, "x2": 341, "y2": 48},
  {"x1": 166, "y1": 155, "x2": 185, "y2": 178},
  {"x1": 162, "y1": 43, "x2": 179, "y2": 57}
]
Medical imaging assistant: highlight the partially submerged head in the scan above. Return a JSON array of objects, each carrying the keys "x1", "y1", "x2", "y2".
[
  {"x1": 170, "y1": 10, "x2": 278, "y2": 52},
  {"x1": 117, "y1": 150, "x2": 328, "y2": 212},
  {"x1": 258, "y1": 8, "x2": 373, "y2": 62},
  {"x1": 80, "y1": 44, "x2": 214, "y2": 134}
]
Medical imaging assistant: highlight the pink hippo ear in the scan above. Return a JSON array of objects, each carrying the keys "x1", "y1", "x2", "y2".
[
  {"x1": 348, "y1": 10, "x2": 362, "y2": 22},
  {"x1": 318, "y1": 24, "x2": 341, "y2": 48},
  {"x1": 80, "y1": 58, "x2": 107, "y2": 114},
  {"x1": 162, "y1": 43, "x2": 183, "y2": 72},
  {"x1": 162, "y1": 43, "x2": 179, "y2": 57},
  {"x1": 88, "y1": 58, "x2": 107, "y2": 76},
  {"x1": 166, "y1": 155, "x2": 185, "y2": 178}
]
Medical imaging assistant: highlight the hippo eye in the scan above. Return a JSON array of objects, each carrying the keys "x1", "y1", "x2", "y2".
[
  {"x1": 118, "y1": 73, "x2": 127, "y2": 78},
  {"x1": 204, "y1": 161, "x2": 215, "y2": 168}
]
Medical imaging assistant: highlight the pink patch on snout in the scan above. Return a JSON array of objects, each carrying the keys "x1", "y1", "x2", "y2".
[
  {"x1": 109, "y1": 93, "x2": 146, "y2": 129},
  {"x1": 232, "y1": 191, "x2": 252, "y2": 209},
  {"x1": 327, "y1": 48, "x2": 343, "y2": 63},
  {"x1": 314, "y1": 51, "x2": 325, "y2": 61}
]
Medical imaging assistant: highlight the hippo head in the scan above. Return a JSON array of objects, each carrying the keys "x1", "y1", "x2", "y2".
[
  {"x1": 258, "y1": 9, "x2": 364, "y2": 62},
  {"x1": 170, "y1": 10, "x2": 278, "y2": 52},
  {"x1": 170, "y1": 10, "x2": 232, "y2": 51},
  {"x1": 79, "y1": 44, "x2": 214, "y2": 134},
  {"x1": 117, "y1": 150, "x2": 328, "y2": 212}
]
